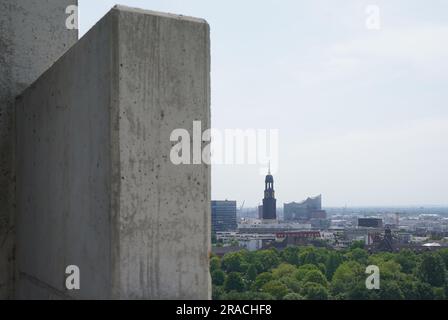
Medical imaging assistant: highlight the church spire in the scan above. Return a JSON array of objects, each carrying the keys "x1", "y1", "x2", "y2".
[{"x1": 262, "y1": 165, "x2": 276, "y2": 221}]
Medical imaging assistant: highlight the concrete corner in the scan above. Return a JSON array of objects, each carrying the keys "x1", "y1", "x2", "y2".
[{"x1": 16, "y1": 7, "x2": 210, "y2": 299}]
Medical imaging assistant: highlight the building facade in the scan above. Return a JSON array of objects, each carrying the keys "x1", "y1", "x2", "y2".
[
  {"x1": 284, "y1": 195, "x2": 326, "y2": 221},
  {"x1": 358, "y1": 218, "x2": 383, "y2": 228},
  {"x1": 212, "y1": 200, "x2": 238, "y2": 233}
]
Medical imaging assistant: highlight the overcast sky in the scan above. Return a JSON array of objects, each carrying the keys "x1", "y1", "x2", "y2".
[{"x1": 79, "y1": 0, "x2": 448, "y2": 207}]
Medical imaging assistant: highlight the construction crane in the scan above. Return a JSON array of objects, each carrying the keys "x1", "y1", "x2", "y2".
[{"x1": 239, "y1": 200, "x2": 245, "y2": 213}]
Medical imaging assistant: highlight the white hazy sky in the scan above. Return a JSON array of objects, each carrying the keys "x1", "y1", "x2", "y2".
[{"x1": 79, "y1": 0, "x2": 448, "y2": 207}]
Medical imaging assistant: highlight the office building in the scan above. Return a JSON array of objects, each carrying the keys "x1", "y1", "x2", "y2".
[{"x1": 212, "y1": 200, "x2": 237, "y2": 233}]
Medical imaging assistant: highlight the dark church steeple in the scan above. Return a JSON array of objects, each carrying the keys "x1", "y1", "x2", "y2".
[{"x1": 262, "y1": 165, "x2": 276, "y2": 221}]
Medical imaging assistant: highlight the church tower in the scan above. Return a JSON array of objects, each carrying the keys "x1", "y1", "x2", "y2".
[{"x1": 262, "y1": 165, "x2": 277, "y2": 223}]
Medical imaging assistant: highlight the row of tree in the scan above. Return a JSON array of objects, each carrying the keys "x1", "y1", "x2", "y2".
[{"x1": 211, "y1": 244, "x2": 448, "y2": 300}]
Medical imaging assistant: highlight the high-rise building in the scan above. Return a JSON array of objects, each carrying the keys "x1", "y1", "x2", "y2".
[
  {"x1": 262, "y1": 169, "x2": 277, "y2": 222},
  {"x1": 211, "y1": 200, "x2": 237, "y2": 233}
]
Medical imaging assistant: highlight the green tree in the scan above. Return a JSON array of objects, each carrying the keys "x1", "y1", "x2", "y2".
[
  {"x1": 437, "y1": 249, "x2": 448, "y2": 269},
  {"x1": 415, "y1": 282, "x2": 436, "y2": 300},
  {"x1": 280, "y1": 276, "x2": 301, "y2": 293},
  {"x1": 222, "y1": 252, "x2": 246, "y2": 273},
  {"x1": 221, "y1": 291, "x2": 251, "y2": 300},
  {"x1": 210, "y1": 256, "x2": 221, "y2": 273},
  {"x1": 246, "y1": 264, "x2": 258, "y2": 282},
  {"x1": 212, "y1": 285, "x2": 224, "y2": 300},
  {"x1": 301, "y1": 282, "x2": 329, "y2": 300},
  {"x1": 393, "y1": 249, "x2": 418, "y2": 274},
  {"x1": 212, "y1": 245, "x2": 448, "y2": 301},
  {"x1": 381, "y1": 261, "x2": 404, "y2": 282},
  {"x1": 281, "y1": 246, "x2": 300, "y2": 265},
  {"x1": 249, "y1": 292, "x2": 275, "y2": 300},
  {"x1": 325, "y1": 251, "x2": 343, "y2": 280},
  {"x1": 378, "y1": 281, "x2": 404, "y2": 300},
  {"x1": 283, "y1": 293, "x2": 304, "y2": 300},
  {"x1": 272, "y1": 263, "x2": 297, "y2": 279},
  {"x1": 212, "y1": 270, "x2": 226, "y2": 286},
  {"x1": 299, "y1": 247, "x2": 319, "y2": 265},
  {"x1": 433, "y1": 287, "x2": 446, "y2": 300},
  {"x1": 302, "y1": 270, "x2": 328, "y2": 287},
  {"x1": 394, "y1": 249, "x2": 417, "y2": 273},
  {"x1": 294, "y1": 264, "x2": 321, "y2": 282},
  {"x1": 255, "y1": 249, "x2": 280, "y2": 272},
  {"x1": 398, "y1": 275, "x2": 421, "y2": 300},
  {"x1": 262, "y1": 280, "x2": 290, "y2": 300},
  {"x1": 345, "y1": 248, "x2": 368, "y2": 265},
  {"x1": 252, "y1": 272, "x2": 273, "y2": 291},
  {"x1": 331, "y1": 261, "x2": 364, "y2": 299},
  {"x1": 418, "y1": 253, "x2": 447, "y2": 287},
  {"x1": 317, "y1": 263, "x2": 327, "y2": 277},
  {"x1": 350, "y1": 240, "x2": 365, "y2": 250},
  {"x1": 347, "y1": 282, "x2": 379, "y2": 300},
  {"x1": 368, "y1": 252, "x2": 395, "y2": 266},
  {"x1": 224, "y1": 272, "x2": 245, "y2": 292}
]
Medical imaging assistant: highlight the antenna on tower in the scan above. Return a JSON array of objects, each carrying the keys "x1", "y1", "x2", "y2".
[{"x1": 268, "y1": 161, "x2": 271, "y2": 175}]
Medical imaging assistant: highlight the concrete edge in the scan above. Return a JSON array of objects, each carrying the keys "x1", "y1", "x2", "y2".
[
  {"x1": 108, "y1": 8, "x2": 121, "y2": 300},
  {"x1": 112, "y1": 5, "x2": 209, "y2": 25},
  {"x1": 15, "y1": 5, "x2": 209, "y2": 102}
]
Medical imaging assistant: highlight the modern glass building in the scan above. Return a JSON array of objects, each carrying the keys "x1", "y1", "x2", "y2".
[
  {"x1": 284, "y1": 195, "x2": 324, "y2": 221},
  {"x1": 211, "y1": 200, "x2": 237, "y2": 233}
]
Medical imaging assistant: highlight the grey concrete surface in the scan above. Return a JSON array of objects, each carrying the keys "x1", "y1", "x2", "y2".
[
  {"x1": 16, "y1": 6, "x2": 211, "y2": 299},
  {"x1": 0, "y1": 0, "x2": 78, "y2": 299}
]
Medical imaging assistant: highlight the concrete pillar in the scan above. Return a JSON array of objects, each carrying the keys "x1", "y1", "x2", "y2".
[
  {"x1": 0, "y1": 0, "x2": 78, "y2": 299},
  {"x1": 15, "y1": 6, "x2": 211, "y2": 299}
]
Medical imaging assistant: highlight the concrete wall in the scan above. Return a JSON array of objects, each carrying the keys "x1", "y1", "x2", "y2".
[
  {"x1": 16, "y1": 6, "x2": 211, "y2": 299},
  {"x1": 116, "y1": 7, "x2": 211, "y2": 299},
  {"x1": 0, "y1": 0, "x2": 78, "y2": 299}
]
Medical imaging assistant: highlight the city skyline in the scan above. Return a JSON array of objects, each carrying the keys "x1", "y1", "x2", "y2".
[{"x1": 80, "y1": 0, "x2": 448, "y2": 207}]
